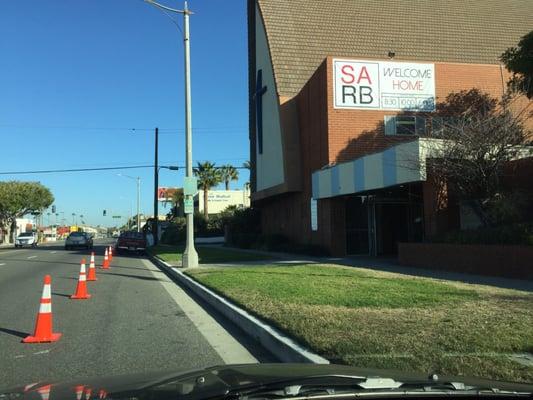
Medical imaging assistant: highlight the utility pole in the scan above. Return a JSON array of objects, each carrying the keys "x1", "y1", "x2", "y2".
[
  {"x1": 153, "y1": 127, "x2": 159, "y2": 245},
  {"x1": 136, "y1": 177, "x2": 141, "y2": 233}
]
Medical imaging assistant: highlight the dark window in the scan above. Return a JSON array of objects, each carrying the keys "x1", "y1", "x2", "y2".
[{"x1": 395, "y1": 116, "x2": 417, "y2": 135}]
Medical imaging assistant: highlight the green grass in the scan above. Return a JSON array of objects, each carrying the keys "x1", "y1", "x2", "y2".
[
  {"x1": 186, "y1": 264, "x2": 533, "y2": 383},
  {"x1": 148, "y1": 244, "x2": 274, "y2": 264}
]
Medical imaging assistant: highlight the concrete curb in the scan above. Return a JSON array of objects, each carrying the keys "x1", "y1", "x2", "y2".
[{"x1": 148, "y1": 254, "x2": 330, "y2": 365}]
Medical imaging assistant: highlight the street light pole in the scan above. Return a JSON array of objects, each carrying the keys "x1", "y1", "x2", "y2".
[
  {"x1": 181, "y1": 1, "x2": 198, "y2": 268},
  {"x1": 144, "y1": 0, "x2": 198, "y2": 268}
]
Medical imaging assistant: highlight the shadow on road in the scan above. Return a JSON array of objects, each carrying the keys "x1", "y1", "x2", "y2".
[
  {"x1": 0, "y1": 327, "x2": 29, "y2": 339},
  {"x1": 52, "y1": 292, "x2": 72, "y2": 298},
  {"x1": 103, "y1": 272, "x2": 163, "y2": 281}
]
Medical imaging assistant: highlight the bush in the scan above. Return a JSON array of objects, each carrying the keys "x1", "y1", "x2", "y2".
[{"x1": 161, "y1": 218, "x2": 186, "y2": 245}]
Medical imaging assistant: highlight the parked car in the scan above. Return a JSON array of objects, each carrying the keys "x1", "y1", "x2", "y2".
[
  {"x1": 65, "y1": 232, "x2": 93, "y2": 250},
  {"x1": 115, "y1": 231, "x2": 146, "y2": 254},
  {"x1": 14, "y1": 232, "x2": 38, "y2": 248}
]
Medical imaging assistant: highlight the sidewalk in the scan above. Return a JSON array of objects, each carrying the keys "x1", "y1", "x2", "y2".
[{"x1": 208, "y1": 245, "x2": 533, "y2": 293}]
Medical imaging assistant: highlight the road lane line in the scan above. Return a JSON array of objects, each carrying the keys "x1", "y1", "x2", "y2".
[
  {"x1": 50, "y1": 251, "x2": 57, "y2": 254},
  {"x1": 0, "y1": 263, "x2": 5, "y2": 266},
  {"x1": 142, "y1": 258, "x2": 257, "y2": 364},
  {"x1": 27, "y1": 256, "x2": 37, "y2": 259}
]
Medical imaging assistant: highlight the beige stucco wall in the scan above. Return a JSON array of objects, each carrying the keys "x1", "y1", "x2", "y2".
[{"x1": 255, "y1": 4, "x2": 285, "y2": 191}]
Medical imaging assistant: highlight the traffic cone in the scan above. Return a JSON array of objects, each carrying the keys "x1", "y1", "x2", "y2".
[
  {"x1": 102, "y1": 249, "x2": 109, "y2": 270},
  {"x1": 87, "y1": 252, "x2": 97, "y2": 281},
  {"x1": 71, "y1": 259, "x2": 91, "y2": 299},
  {"x1": 84, "y1": 388, "x2": 92, "y2": 400},
  {"x1": 74, "y1": 386, "x2": 84, "y2": 400},
  {"x1": 98, "y1": 390, "x2": 106, "y2": 399},
  {"x1": 108, "y1": 246, "x2": 113, "y2": 262},
  {"x1": 36, "y1": 385, "x2": 52, "y2": 400},
  {"x1": 23, "y1": 275, "x2": 62, "y2": 343},
  {"x1": 23, "y1": 383, "x2": 39, "y2": 392}
]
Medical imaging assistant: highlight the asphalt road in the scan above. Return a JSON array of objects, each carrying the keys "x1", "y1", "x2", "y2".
[{"x1": 0, "y1": 240, "x2": 259, "y2": 390}]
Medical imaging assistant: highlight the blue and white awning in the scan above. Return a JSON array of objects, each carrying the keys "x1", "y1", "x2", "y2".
[{"x1": 312, "y1": 138, "x2": 438, "y2": 199}]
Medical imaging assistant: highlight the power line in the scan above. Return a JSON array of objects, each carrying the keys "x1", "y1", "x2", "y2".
[
  {"x1": 0, "y1": 165, "x2": 154, "y2": 175},
  {"x1": 0, "y1": 163, "x2": 250, "y2": 175}
]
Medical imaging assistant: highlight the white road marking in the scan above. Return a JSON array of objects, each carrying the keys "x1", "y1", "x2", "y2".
[
  {"x1": 14, "y1": 355, "x2": 25, "y2": 359},
  {"x1": 50, "y1": 251, "x2": 57, "y2": 254},
  {"x1": 27, "y1": 256, "x2": 37, "y2": 259},
  {"x1": 0, "y1": 263, "x2": 5, "y2": 266},
  {"x1": 33, "y1": 350, "x2": 50, "y2": 355},
  {"x1": 142, "y1": 258, "x2": 258, "y2": 364}
]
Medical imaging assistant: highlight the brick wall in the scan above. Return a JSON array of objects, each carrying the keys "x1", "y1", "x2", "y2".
[
  {"x1": 399, "y1": 242, "x2": 533, "y2": 279},
  {"x1": 324, "y1": 57, "x2": 512, "y2": 163}
]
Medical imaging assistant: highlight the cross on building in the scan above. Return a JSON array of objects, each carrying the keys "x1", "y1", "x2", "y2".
[{"x1": 254, "y1": 69, "x2": 267, "y2": 154}]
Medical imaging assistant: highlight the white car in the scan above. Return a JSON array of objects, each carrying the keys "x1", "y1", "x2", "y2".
[{"x1": 15, "y1": 232, "x2": 38, "y2": 248}]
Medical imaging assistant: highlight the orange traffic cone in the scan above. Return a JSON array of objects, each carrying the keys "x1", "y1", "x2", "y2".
[
  {"x1": 101, "y1": 249, "x2": 109, "y2": 270},
  {"x1": 84, "y1": 388, "x2": 92, "y2": 400},
  {"x1": 23, "y1": 275, "x2": 62, "y2": 343},
  {"x1": 108, "y1": 246, "x2": 113, "y2": 262},
  {"x1": 87, "y1": 252, "x2": 97, "y2": 281},
  {"x1": 36, "y1": 385, "x2": 52, "y2": 400},
  {"x1": 75, "y1": 386, "x2": 84, "y2": 400},
  {"x1": 98, "y1": 390, "x2": 106, "y2": 400},
  {"x1": 71, "y1": 259, "x2": 91, "y2": 299}
]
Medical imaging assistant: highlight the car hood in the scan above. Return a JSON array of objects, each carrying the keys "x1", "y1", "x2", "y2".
[{"x1": 2, "y1": 364, "x2": 533, "y2": 400}]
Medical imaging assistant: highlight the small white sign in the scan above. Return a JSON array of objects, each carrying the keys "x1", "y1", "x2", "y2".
[
  {"x1": 310, "y1": 198, "x2": 318, "y2": 231},
  {"x1": 184, "y1": 198, "x2": 194, "y2": 214},
  {"x1": 333, "y1": 59, "x2": 435, "y2": 111}
]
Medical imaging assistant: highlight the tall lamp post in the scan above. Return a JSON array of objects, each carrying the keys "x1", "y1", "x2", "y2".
[
  {"x1": 118, "y1": 174, "x2": 141, "y2": 232},
  {"x1": 144, "y1": 0, "x2": 198, "y2": 268}
]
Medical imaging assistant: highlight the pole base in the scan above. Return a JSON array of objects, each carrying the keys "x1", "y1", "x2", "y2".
[{"x1": 182, "y1": 247, "x2": 199, "y2": 268}]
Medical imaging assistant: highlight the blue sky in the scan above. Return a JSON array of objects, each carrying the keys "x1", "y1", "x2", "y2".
[{"x1": 0, "y1": 0, "x2": 249, "y2": 227}]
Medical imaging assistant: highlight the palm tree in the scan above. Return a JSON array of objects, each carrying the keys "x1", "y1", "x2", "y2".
[
  {"x1": 243, "y1": 160, "x2": 251, "y2": 170},
  {"x1": 194, "y1": 161, "x2": 222, "y2": 219},
  {"x1": 219, "y1": 165, "x2": 239, "y2": 190}
]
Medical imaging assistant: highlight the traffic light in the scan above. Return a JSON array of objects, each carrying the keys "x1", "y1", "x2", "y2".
[
  {"x1": 103, "y1": 210, "x2": 107, "y2": 216},
  {"x1": 51, "y1": 205, "x2": 56, "y2": 213}
]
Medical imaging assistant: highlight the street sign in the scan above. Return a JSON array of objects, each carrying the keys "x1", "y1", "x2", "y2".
[
  {"x1": 184, "y1": 198, "x2": 194, "y2": 214},
  {"x1": 183, "y1": 177, "x2": 198, "y2": 196}
]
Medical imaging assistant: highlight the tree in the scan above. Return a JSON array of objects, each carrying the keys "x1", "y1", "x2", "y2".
[
  {"x1": 242, "y1": 160, "x2": 251, "y2": 170},
  {"x1": 501, "y1": 30, "x2": 533, "y2": 99},
  {"x1": 219, "y1": 165, "x2": 239, "y2": 190},
  {"x1": 0, "y1": 181, "x2": 54, "y2": 242},
  {"x1": 423, "y1": 89, "x2": 532, "y2": 226},
  {"x1": 193, "y1": 161, "x2": 222, "y2": 219}
]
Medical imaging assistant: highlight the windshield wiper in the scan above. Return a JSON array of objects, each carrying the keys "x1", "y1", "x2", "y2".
[{"x1": 223, "y1": 375, "x2": 531, "y2": 400}]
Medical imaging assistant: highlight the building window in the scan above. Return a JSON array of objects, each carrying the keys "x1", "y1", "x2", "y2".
[{"x1": 384, "y1": 116, "x2": 426, "y2": 136}]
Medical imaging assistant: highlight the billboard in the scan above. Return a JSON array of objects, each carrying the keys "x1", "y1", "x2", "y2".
[
  {"x1": 333, "y1": 59, "x2": 435, "y2": 111},
  {"x1": 157, "y1": 187, "x2": 182, "y2": 202}
]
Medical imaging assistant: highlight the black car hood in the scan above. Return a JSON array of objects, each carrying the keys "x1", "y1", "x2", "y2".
[{"x1": 2, "y1": 364, "x2": 532, "y2": 400}]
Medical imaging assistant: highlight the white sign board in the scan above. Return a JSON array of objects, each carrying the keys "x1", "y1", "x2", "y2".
[
  {"x1": 310, "y1": 198, "x2": 318, "y2": 231},
  {"x1": 333, "y1": 59, "x2": 435, "y2": 111}
]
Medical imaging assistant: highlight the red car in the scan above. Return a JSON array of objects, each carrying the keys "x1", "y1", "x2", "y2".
[{"x1": 115, "y1": 231, "x2": 147, "y2": 254}]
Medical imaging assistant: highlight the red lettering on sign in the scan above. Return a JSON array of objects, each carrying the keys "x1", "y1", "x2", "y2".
[
  {"x1": 392, "y1": 80, "x2": 424, "y2": 91},
  {"x1": 357, "y1": 66, "x2": 372, "y2": 84},
  {"x1": 341, "y1": 65, "x2": 355, "y2": 84}
]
